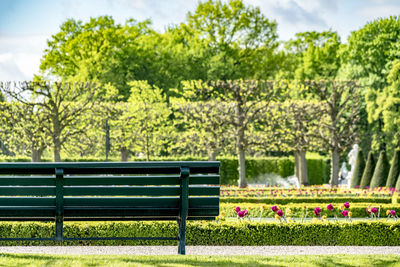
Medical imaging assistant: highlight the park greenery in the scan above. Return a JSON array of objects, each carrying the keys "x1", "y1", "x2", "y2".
[{"x1": 1, "y1": 0, "x2": 400, "y2": 188}]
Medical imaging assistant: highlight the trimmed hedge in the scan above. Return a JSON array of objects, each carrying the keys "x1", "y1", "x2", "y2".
[
  {"x1": 220, "y1": 196, "x2": 395, "y2": 204},
  {"x1": 387, "y1": 150, "x2": 400, "y2": 188},
  {"x1": 360, "y1": 151, "x2": 375, "y2": 189},
  {"x1": 370, "y1": 151, "x2": 390, "y2": 189},
  {"x1": 0, "y1": 155, "x2": 330, "y2": 186},
  {"x1": 221, "y1": 203, "x2": 400, "y2": 218},
  {"x1": 0, "y1": 221, "x2": 399, "y2": 246},
  {"x1": 350, "y1": 150, "x2": 365, "y2": 188}
]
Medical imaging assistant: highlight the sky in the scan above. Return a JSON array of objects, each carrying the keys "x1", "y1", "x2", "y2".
[{"x1": 0, "y1": 0, "x2": 400, "y2": 81}]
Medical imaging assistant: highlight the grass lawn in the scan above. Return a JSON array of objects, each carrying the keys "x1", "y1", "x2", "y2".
[{"x1": 0, "y1": 254, "x2": 399, "y2": 267}]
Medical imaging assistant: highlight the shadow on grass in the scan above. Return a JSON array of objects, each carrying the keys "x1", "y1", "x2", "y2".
[{"x1": 0, "y1": 254, "x2": 399, "y2": 267}]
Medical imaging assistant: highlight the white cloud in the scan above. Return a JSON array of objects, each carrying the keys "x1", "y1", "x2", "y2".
[
  {"x1": 357, "y1": 4, "x2": 400, "y2": 19},
  {"x1": 0, "y1": 35, "x2": 47, "y2": 81}
]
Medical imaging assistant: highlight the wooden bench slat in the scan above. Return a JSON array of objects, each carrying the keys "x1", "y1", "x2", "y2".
[
  {"x1": 0, "y1": 187, "x2": 55, "y2": 196},
  {"x1": 64, "y1": 176, "x2": 180, "y2": 186},
  {"x1": 0, "y1": 177, "x2": 55, "y2": 186},
  {"x1": 0, "y1": 162, "x2": 220, "y2": 175}
]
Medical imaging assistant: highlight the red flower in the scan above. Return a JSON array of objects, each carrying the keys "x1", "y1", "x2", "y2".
[
  {"x1": 341, "y1": 210, "x2": 349, "y2": 217},
  {"x1": 236, "y1": 207, "x2": 241, "y2": 213},
  {"x1": 391, "y1": 210, "x2": 396, "y2": 216},
  {"x1": 314, "y1": 207, "x2": 321, "y2": 216},
  {"x1": 371, "y1": 207, "x2": 378, "y2": 214},
  {"x1": 277, "y1": 209, "x2": 283, "y2": 216},
  {"x1": 327, "y1": 204, "x2": 334, "y2": 211},
  {"x1": 344, "y1": 202, "x2": 350, "y2": 209},
  {"x1": 271, "y1": 205, "x2": 278, "y2": 212}
]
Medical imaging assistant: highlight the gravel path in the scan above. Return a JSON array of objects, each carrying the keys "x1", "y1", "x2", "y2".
[{"x1": 0, "y1": 246, "x2": 399, "y2": 255}]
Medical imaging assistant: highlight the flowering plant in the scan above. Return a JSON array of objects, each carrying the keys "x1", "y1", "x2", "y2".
[{"x1": 235, "y1": 206, "x2": 249, "y2": 220}]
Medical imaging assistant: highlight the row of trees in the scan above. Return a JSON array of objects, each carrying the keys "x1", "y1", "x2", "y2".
[{"x1": 0, "y1": 80, "x2": 359, "y2": 187}]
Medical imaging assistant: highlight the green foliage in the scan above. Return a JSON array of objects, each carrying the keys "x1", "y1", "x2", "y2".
[
  {"x1": 387, "y1": 149, "x2": 400, "y2": 188},
  {"x1": 370, "y1": 151, "x2": 390, "y2": 189},
  {"x1": 350, "y1": 150, "x2": 365, "y2": 188},
  {"x1": 1, "y1": 221, "x2": 400, "y2": 246},
  {"x1": 220, "y1": 196, "x2": 393, "y2": 205},
  {"x1": 360, "y1": 151, "x2": 376, "y2": 189}
]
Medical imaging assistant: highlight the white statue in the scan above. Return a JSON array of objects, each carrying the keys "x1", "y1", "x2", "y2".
[
  {"x1": 348, "y1": 144, "x2": 359, "y2": 175},
  {"x1": 346, "y1": 144, "x2": 359, "y2": 188},
  {"x1": 339, "y1": 162, "x2": 349, "y2": 180}
]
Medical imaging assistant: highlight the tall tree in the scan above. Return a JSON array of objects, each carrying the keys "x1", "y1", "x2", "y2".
[
  {"x1": 0, "y1": 81, "x2": 99, "y2": 162},
  {"x1": 307, "y1": 80, "x2": 361, "y2": 186},
  {"x1": 180, "y1": 80, "x2": 283, "y2": 187}
]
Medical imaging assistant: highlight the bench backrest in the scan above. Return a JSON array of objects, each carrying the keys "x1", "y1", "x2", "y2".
[{"x1": 0, "y1": 161, "x2": 220, "y2": 221}]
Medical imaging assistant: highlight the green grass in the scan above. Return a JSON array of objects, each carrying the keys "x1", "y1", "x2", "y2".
[{"x1": 0, "y1": 254, "x2": 399, "y2": 267}]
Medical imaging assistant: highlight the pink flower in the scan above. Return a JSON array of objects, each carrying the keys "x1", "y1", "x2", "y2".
[
  {"x1": 238, "y1": 210, "x2": 249, "y2": 218},
  {"x1": 344, "y1": 202, "x2": 350, "y2": 209},
  {"x1": 235, "y1": 207, "x2": 241, "y2": 213},
  {"x1": 391, "y1": 210, "x2": 396, "y2": 216},
  {"x1": 371, "y1": 207, "x2": 378, "y2": 214},
  {"x1": 277, "y1": 209, "x2": 283, "y2": 217},
  {"x1": 271, "y1": 206, "x2": 278, "y2": 212},
  {"x1": 327, "y1": 204, "x2": 334, "y2": 211},
  {"x1": 314, "y1": 207, "x2": 321, "y2": 216},
  {"x1": 366, "y1": 208, "x2": 371, "y2": 214},
  {"x1": 341, "y1": 210, "x2": 349, "y2": 217}
]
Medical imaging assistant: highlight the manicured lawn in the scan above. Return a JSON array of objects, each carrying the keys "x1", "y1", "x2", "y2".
[{"x1": 1, "y1": 254, "x2": 399, "y2": 267}]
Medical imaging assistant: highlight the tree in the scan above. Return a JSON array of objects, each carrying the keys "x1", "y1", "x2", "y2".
[
  {"x1": 0, "y1": 81, "x2": 99, "y2": 162},
  {"x1": 340, "y1": 16, "x2": 400, "y2": 152},
  {"x1": 360, "y1": 151, "x2": 376, "y2": 189},
  {"x1": 267, "y1": 100, "x2": 325, "y2": 185},
  {"x1": 180, "y1": 80, "x2": 282, "y2": 187},
  {"x1": 370, "y1": 150, "x2": 390, "y2": 189},
  {"x1": 39, "y1": 16, "x2": 153, "y2": 99},
  {"x1": 184, "y1": 0, "x2": 279, "y2": 80},
  {"x1": 307, "y1": 80, "x2": 361, "y2": 186},
  {"x1": 0, "y1": 102, "x2": 49, "y2": 161},
  {"x1": 171, "y1": 99, "x2": 231, "y2": 160},
  {"x1": 350, "y1": 149, "x2": 365, "y2": 188},
  {"x1": 282, "y1": 31, "x2": 341, "y2": 80},
  {"x1": 386, "y1": 149, "x2": 400, "y2": 188}
]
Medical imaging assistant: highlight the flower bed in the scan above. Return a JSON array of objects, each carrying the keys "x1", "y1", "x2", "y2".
[
  {"x1": 220, "y1": 196, "x2": 396, "y2": 204},
  {"x1": 220, "y1": 203, "x2": 400, "y2": 219}
]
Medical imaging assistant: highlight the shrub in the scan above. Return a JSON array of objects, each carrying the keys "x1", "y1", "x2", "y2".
[
  {"x1": 350, "y1": 150, "x2": 365, "y2": 188},
  {"x1": 0, "y1": 221, "x2": 399, "y2": 246},
  {"x1": 360, "y1": 151, "x2": 375, "y2": 189},
  {"x1": 370, "y1": 151, "x2": 390, "y2": 189},
  {"x1": 387, "y1": 149, "x2": 400, "y2": 188}
]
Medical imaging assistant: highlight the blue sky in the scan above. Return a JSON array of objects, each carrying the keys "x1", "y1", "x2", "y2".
[{"x1": 1, "y1": 0, "x2": 400, "y2": 81}]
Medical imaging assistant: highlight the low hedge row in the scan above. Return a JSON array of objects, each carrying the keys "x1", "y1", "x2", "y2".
[
  {"x1": 0, "y1": 221, "x2": 399, "y2": 246},
  {"x1": 0, "y1": 155, "x2": 329, "y2": 185},
  {"x1": 222, "y1": 203, "x2": 400, "y2": 218},
  {"x1": 220, "y1": 196, "x2": 395, "y2": 204}
]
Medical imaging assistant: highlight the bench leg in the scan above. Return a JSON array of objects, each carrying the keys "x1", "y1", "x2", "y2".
[
  {"x1": 55, "y1": 216, "x2": 63, "y2": 242},
  {"x1": 177, "y1": 218, "x2": 186, "y2": 255}
]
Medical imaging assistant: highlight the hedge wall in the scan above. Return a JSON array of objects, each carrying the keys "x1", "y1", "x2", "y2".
[
  {"x1": 0, "y1": 155, "x2": 329, "y2": 186},
  {"x1": 0, "y1": 221, "x2": 399, "y2": 246},
  {"x1": 220, "y1": 196, "x2": 395, "y2": 204}
]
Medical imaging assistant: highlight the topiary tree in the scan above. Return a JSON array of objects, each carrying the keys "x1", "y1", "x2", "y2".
[
  {"x1": 395, "y1": 170, "x2": 400, "y2": 191},
  {"x1": 370, "y1": 150, "x2": 390, "y2": 189},
  {"x1": 360, "y1": 151, "x2": 376, "y2": 189},
  {"x1": 350, "y1": 149, "x2": 365, "y2": 188},
  {"x1": 386, "y1": 149, "x2": 400, "y2": 188}
]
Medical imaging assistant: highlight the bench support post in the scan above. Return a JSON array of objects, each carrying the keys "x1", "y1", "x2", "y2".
[
  {"x1": 55, "y1": 168, "x2": 64, "y2": 242},
  {"x1": 178, "y1": 166, "x2": 189, "y2": 255}
]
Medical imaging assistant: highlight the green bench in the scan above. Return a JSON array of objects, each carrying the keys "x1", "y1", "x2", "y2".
[{"x1": 0, "y1": 161, "x2": 220, "y2": 255}]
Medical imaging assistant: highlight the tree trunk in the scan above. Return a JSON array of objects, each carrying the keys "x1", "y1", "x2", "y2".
[
  {"x1": 121, "y1": 148, "x2": 130, "y2": 162},
  {"x1": 31, "y1": 149, "x2": 43, "y2": 162},
  {"x1": 53, "y1": 138, "x2": 61, "y2": 162},
  {"x1": 299, "y1": 150, "x2": 309, "y2": 186},
  {"x1": 330, "y1": 148, "x2": 340, "y2": 186},
  {"x1": 208, "y1": 149, "x2": 217, "y2": 161},
  {"x1": 238, "y1": 146, "x2": 247, "y2": 188},
  {"x1": 294, "y1": 151, "x2": 300, "y2": 179}
]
